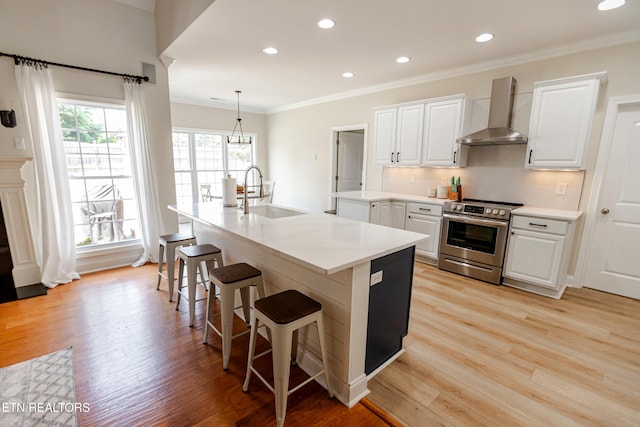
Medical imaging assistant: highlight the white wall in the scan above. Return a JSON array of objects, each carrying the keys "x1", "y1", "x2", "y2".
[
  {"x1": 0, "y1": 0, "x2": 178, "y2": 268},
  {"x1": 266, "y1": 42, "x2": 640, "y2": 214}
]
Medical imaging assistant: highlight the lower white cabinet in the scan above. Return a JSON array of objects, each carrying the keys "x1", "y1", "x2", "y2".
[
  {"x1": 503, "y1": 214, "x2": 575, "y2": 298},
  {"x1": 404, "y1": 202, "x2": 442, "y2": 263},
  {"x1": 371, "y1": 201, "x2": 406, "y2": 229}
]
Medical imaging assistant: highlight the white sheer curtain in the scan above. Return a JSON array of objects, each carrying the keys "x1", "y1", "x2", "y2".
[
  {"x1": 15, "y1": 62, "x2": 80, "y2": 287},
  {"x1": 124, "y1": 80, "x2": 165, "y2": 266}
]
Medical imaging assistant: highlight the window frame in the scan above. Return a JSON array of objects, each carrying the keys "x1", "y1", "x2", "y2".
[
  {"x1": 172, "y1": 127, "x2": 257, "y2": 204},
  {"x1": 57, "y1": 96, "x2": 142, "y2": 253}
]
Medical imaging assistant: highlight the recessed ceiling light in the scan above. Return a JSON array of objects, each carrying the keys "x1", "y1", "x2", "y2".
[
  {"x1": 396, "y1": 56, "x2": 411, "y2": 64},
  {"x1": 262, "y1": 47, "x2": 278, "y2": 55},
  {"x1": 475, "y1": 33, "x2": 494, "y2": 43},
  {"x1": 318, "y1": 18, "x2": 335, "y2": 29},
  {"x1": 342, "y1": 72, "x2": 354, "y2": 78},
  {"x1": 598, "y1": 0, "x2": 625, "y2": 10}
]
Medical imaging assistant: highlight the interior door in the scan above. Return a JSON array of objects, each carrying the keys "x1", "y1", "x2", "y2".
[
  {"x1": 336, "y1": 131, "x2": 364, "y2": 192},
  {"x1": 583, "y1": 99, "x2": 640, "y2": 299}
]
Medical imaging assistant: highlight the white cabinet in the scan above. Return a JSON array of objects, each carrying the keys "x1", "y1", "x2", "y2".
[
  {"x1": 503, "y1": 214, "x2": 576, "y2": 298},
  {"x1": 373, "y1": 105, "x2": 422, "y2": 165},
  {"x1": 373, "y1": 109, "x2": 397, "y2": 164},
  {"x1": 336, "y1": 198, "x2": 370, "y2": 222},
  {"x1": 338, "y1": 198, "x2": 406, "y2": 229},
  {"x1": 404, "y1": 202, "x2": 442, "y2": 263},
  {"x1": 371, "y1": 201, "x2": 406, "y2": 229},
  {"x1": 525, "y1": 73, "x2": 606, "y2": 170},
  {"x1": 421, "y1": 96, "x2": 469, "y2": 167},
  {"x1": 395, "y1": 104, "x2": 423, "y2": 165}
]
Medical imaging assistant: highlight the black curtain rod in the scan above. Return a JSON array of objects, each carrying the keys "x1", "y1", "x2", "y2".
[{"x1": 0, "y1": 51, "x2": 149, "y2": 83}]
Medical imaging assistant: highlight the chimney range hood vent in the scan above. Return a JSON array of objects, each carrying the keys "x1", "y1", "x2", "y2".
[{"x1": 458, "y1": 76, "x2": 528, "y2": 145}]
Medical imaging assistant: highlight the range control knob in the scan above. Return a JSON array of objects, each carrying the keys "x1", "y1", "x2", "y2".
[
  {"x1": 457, "y1": 204, "x2": 463, "y2": 211},
  {"x1": 488, "y1": 209, "x2": 496, "y2": 215},
  {"x1": 499, "y1": 210, "x2": 506, "y2": 216}
]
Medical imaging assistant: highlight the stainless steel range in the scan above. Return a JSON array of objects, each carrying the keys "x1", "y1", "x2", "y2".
[{"x1": 438, "y1": 198, "x2": 523, "y2": 284}]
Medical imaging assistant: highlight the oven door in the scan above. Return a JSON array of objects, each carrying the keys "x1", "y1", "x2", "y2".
[{"x1": 439, "y1": 213, "x2": 509, "y2": 267}]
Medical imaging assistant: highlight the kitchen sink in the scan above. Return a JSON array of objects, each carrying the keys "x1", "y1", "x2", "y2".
[{"x1": 243, "y1": 205, "x2": 305, "y2": 219}]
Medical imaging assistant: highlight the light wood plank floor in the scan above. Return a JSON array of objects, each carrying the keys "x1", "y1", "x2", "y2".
[
  {"x1": 367, "y1": 263, "x2": 640, "y2": 426},
  {"x1": 0, "y1": 264, "x2": 394, "y2": 426},
  {"x1": 2, "y1": 262, "x2": 638, "y2": 426}
]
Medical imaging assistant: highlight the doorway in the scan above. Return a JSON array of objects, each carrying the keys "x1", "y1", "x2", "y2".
[
  {"x1": 576, "y1": 95, "x2": 640, "y2": 300},
  {"x1": 329, "y1": 125, "x2": 366, "y2": 212}
]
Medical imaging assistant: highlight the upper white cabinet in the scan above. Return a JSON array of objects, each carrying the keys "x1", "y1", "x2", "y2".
[
  {"x1": 373, "y1": 108, "x2": 397, "y2": 165},
  {"x1": 525, "y1": 72, "x2": 606, "y2": 170},
  {"x1": 374, "y1": 95, "x2": 468, "y2": 167},
  {"x1": 421, "y1": 95, "x2": 469, "y2": 167},
  {"x1": 374, "y1": 106, "x2": 422, "y2": 165},
  {"x1": 395, "y1": 104, "x2": 423, "y2": 165}
]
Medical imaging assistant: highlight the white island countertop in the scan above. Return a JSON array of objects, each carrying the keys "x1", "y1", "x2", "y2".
[{"x1": 170, "y1": 201, "x2": 428, "y2": 275}]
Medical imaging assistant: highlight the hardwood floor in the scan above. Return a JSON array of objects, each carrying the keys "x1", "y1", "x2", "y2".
[
  {"x1": 0, "y1": 265, "x2": 393, "y2": 427},
  {"x1": 367, "y1": 263, "x2": 640, "y2": 426},
  {"x1": 1, "y1": 263, "x2": 638, "y2": 426}
]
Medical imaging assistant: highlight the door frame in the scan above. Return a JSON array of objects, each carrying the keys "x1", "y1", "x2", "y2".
[
  {"x1": 328, "y1": 124, "x2": 368, "y2": 211},
  {"x1": 574, "y1": 94, "x2": 640, "y2": 288}
]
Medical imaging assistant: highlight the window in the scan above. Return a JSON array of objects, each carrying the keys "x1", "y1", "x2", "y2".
[
  {"x1": 172, "y1": 130, "x2": 255, "y2": 204},
  {"x1": 59, "y1": 100, "x2": 140, "y2": 248}
]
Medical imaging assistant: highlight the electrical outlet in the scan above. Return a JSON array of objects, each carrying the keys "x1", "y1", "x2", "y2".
[
  {"x1": 370, "y1": 270, "x2": 383, "y2": 286},
  {"x1": 556, "y1": 183, "x2": 567, "y2": 195},
  {"x1": 14, "y1": 137, "x2": 26, "y2": 150}
]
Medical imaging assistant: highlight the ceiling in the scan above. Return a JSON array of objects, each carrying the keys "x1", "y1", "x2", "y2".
[{"x1": 161, "y1": 0, "x2": 640, "y2": 113}]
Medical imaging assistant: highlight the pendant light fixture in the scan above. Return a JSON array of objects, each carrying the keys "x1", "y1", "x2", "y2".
[{"x1": 227, "y1": 90, "x2": 252, "y2": 144}]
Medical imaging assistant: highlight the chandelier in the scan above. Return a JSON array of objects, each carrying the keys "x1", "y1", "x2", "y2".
[{"x1": 227, "y1": 90, "x2": 252, "y2": 144}]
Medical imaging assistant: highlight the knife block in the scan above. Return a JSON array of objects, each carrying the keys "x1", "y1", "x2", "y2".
[{"x1": 449, "y1": 185, "x2": 461, "y2": 201}]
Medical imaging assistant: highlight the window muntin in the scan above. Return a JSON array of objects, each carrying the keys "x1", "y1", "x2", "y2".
[{"x1": 59, "y1": 101, "x2": 140, "y2": 248}]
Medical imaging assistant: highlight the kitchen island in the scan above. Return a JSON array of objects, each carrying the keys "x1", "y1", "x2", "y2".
[{"x1": 169, "y1": 201, "x2": 427, "y2": 407}]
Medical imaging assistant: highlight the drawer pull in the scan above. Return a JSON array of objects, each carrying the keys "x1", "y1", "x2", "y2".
[
  {"x1": 419, "y1": 208, "x2": 432, "y2": 212},
  {"x1": 529, "y1": 222, "x2": 548, "y2": 228}
]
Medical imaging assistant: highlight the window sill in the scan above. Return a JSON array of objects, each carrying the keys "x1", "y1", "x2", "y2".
[{"x1": 76, "y1": 240, "x2": 144, "y2": 274}]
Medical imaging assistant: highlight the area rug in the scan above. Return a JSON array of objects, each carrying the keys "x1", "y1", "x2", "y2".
[{"x1": 0, "y1": 347, "x2": 78, "y2": 426}]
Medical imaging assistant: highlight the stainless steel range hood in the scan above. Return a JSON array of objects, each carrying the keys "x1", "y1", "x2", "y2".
[{"x1": 458, "y1": 76, "x2": 528, "y2": 145}]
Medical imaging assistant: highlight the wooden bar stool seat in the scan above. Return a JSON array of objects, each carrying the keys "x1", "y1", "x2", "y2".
[
  {"x1": 203, "y1": 263, "x2": 267, "y2": 370},
  {"x1": 242, "y1": 289, "x2": 333, "y2": 427},
  {"x1": 157, "y1": 233, "x2": 197, "y2": 302},
  {"x1": 176, "y1": 243, "x2": 223, "y2": 327}
]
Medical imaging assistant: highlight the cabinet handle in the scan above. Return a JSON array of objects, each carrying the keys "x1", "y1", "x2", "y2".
[
  {"x1": 419, "y1": 208, "x2": 431, "y2": 212},
  {"x1": 528, "y1": 149, "x2": 533, "y2": 164},
  {"x1": 396, "y1": 151, "x2": 400, "y2": 162},
  {"x1": 529, "y1": 222, "x2": 548, "y2": 228},
  {"x1": 453, "y1": 151, "x2": 457, "y2": 164},
  {"x1": 391, "y1": 152, "x2": 395, "y2": 162}
]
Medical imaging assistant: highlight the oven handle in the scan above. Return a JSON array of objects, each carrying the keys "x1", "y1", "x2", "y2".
[{"x1": 443, "y1": 213, "x2": 509, "y2": 228}]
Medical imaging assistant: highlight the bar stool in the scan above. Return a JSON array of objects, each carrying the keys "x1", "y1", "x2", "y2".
[
  {"x1": 176, "y1": 244, "x2": 223, "y2": 327},
  {"x1": 242, "y1": 289, "x2": 333, "y2": 427},
  {"x1": 157, "y1": 233, "x2": 197, "y2": 301},
  {"x1": 203, "y1": 263, "x2": 266, "y2": 370}
]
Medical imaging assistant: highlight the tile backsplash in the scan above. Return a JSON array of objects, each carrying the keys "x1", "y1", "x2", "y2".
[{"x1": 382, "y1": 144, "x2": 584, "y2": 210}]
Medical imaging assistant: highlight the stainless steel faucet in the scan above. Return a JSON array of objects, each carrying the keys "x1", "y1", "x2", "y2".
[{"x1": 243, "y1": 165, "x2": 264, "y2": 214}]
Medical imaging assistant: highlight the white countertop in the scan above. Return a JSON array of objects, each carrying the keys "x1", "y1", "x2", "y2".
[
  {"x1": 333, "y1": 190, "x2": 583, "y2": 220},
  {"x1": 170, "y1": 201, "x2": 428, "y2": 275},
  {"x1": 512, "y1": 206, "x2": 583, "y2": 221},
  {"x1": 332, "y1": 190, "x2": 447, "y2": 205}
]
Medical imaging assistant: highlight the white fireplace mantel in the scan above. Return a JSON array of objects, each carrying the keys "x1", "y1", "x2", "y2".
[{"x1": 0, "y1": 157, "x2": 41, "y2": 288}]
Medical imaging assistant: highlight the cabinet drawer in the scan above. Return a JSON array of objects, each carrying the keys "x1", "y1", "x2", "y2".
[
  {"x1": 512, "y1": 215, "x2": 568, "y2": 235},
  {"x1": 407, "y1": 202, "x2": 442, "y2": 217}
]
